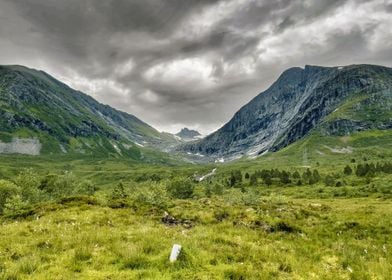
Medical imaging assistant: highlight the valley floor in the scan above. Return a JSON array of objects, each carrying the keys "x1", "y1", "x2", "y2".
[
  {"x1": 0, "y1": 129, "x2": 391, "y2": 279},
  {"x1": 0, "y1": 196, "x2": 391, "y2": 279}
]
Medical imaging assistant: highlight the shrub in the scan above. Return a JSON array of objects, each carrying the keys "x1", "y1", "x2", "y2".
[
  {"x1": 77, "y1": 180, "x2": 98, "y2": 195},
  {"x1": 0, "y1": 180, "x2": 20, "y2": 213},
  {"x1": 55, "y1": 171, "x2": 78, "y2": 197},
  {"x1": 324, "y1": 175, "x2": 335, "y2": 187},
  {"x1": 3, "y1": 194, "x2": 28, "y2": 215},
  {"x1": 133, "y1": 182, "x2": 170, "y2": 209},
  {"x1": 39, "y1": 172, "x2": 78, "y2": 199},
  {"x1": 13, "y1": 169, "x2": 41, "y2": 203},
  {"x1": 111, "y1": 182, "x2": 128, "y2": 200},
  {"x1": 212, "y1": 182, "x2": 224, "y2": 195},
  {"x1": 166, "y1": 178, "x2": 194, "y2": 199},
  {"x1": 344, "y1": 165, "x2": 353, "y2": 175}
]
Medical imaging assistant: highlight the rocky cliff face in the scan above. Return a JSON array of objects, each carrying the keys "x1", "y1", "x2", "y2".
[{"x1": 182, "y1": 64, "x2": 392, "y2": 160}]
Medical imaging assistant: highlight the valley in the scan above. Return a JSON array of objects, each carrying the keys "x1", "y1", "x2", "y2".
[{"x1": 0, "y1": 64, "x2": 391, "y2": 279}]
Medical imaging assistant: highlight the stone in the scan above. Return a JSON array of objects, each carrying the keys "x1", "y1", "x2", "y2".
[{"x1": 169, "y1": 244, "x2": 182, "y2": 262}]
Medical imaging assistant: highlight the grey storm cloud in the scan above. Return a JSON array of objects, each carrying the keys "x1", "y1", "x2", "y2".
[{"x1": 0, "y1": 0, "x2": 392, "y2": 134}]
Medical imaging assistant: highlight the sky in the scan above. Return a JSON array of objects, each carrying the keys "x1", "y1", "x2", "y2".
[{"x1": 0, "y1": 0, "x2": 391, "y2": 134}]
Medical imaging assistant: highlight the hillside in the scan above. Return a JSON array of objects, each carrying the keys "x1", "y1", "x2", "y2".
[
  {"x1": 182, "y1": 64, "x2": 392, "y2": 161},
  {"x1": 0, "y1": 65, "x2": 179, "y2": 159}
]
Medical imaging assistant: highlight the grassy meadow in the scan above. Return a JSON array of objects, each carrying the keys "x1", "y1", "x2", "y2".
[{"x1": 0, "y1": 130, "x2": 391, "y2": 279}]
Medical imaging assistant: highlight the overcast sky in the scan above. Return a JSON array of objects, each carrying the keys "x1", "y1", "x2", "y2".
[{"x1": 0, "y1": 0, "x2": 391, "y2": 134}]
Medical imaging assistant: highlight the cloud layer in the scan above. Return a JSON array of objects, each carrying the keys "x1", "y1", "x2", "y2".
[{"x1": 1, "y1": 0, "x2": 391, "y2": 134}]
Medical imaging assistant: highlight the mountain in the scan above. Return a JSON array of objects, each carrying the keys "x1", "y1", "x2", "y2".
[
  {"x1": 182, "y1": 64, "x2": 392, "y2": 161},
  {"x1": 0, "y1": 65, "x2": 178, "y2": 159},
  {"x1": 175, "y1": 128, "x2": 202, "y2": 141}
]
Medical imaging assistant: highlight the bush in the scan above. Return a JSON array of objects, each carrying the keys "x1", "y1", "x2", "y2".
[
  {"x1": 13, "y1": 169, "x2": 41, "y2": 203},
  {"x1": 77, "y1": 180, "x2": 98, "y2": 195},
  {"x1": 0, "y1": 180, "x2": 20, "y2": 213},
  {"x1": 166, "y1": 178, "x2": 194, "y2": 199},
  {"x1": 344, "y1": 165, "x2": 353, "y2": 175},
  {"x1": 111, "y1": 182, "x2": 128, "y2": 200},
  {"x1": 39, "y1": 172, "x2": 78, "y2": 199},
  {"x1": 3, "y1": 194, "x2": 28, "y2": 215},
  {"x1": 132, "y1": 182, "x2": 170, "y2": 209}
]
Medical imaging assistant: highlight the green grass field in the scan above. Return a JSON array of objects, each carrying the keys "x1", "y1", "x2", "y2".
[
  {"x1": 0, "y1": 130, "x2": 391, "y2": 279},
  {"x1": 0, "y1": 194, "x2": 391, "y2": 279}
]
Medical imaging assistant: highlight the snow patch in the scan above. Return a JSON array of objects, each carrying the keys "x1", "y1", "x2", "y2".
[
  {"x1": 134, "y1": 142, "x2": 144, "y2": 147},
  {"x1": 59, "y1": 144, "x2": 67, "y2": 153},
  {"x1": 111, "y1": 141, "x2": 122, "y2": 154},
  {"x1": 186, "y1": 152, "x2": 204, "y2": 157}
]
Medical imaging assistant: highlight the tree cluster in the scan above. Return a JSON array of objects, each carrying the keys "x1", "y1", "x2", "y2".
[{"x1": 355, "y1": 162, "x2": 392, "y2": 177}]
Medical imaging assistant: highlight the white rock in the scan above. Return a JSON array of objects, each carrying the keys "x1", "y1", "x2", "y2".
[{"x1": 169, "y1": 244, "x2": 182, "y2": 262}]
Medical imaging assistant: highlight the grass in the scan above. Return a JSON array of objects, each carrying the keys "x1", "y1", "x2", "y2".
[
  {"x1": 0, "y1": 195, "x2": 390, "y2": 279},
  {"x1": 0, "y1": 129, "x2": 391, "y2": 279}
]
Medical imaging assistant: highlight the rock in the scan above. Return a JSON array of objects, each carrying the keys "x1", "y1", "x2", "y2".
[
  {"x1": 161, "y1": 211, "x2": 193, "y2": 228},
  {"x1": 162, "y1": 211, "x2": 178, "y2": 225},
  {"x1": 169, "y1": 244, "x2": 182, "y2": 262}
]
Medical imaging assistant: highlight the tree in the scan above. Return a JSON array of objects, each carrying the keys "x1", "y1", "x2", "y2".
[
  {"x1": 343, "y1": 165, "x2": 353, "y2": 175},
  {"x1": 245, "y1": 172, "x2": 250, "y2": 179},
  {"x1": 302, "y1": 169, "x2": 312, "y2": 183},
  {"x1": 249, "y1": 174, "x2": 258, "y2": 186},
  {"x1": 263, "y1": 176, "x2": 273, "y2": 186},
  {"x1": 356, "y1": 164, "x2": 366, "y2": 176},
  {"x1": 280, "y1": 171, "x2": 291, "y2": 184},
  {"x1": 312, "y1": 169, "x2": 321, "y2": 183},
  {"x1": 204, "y1": 184, "x2": 213, "y2": 198},
  {"x1": 324, "y1": 175, "x2": 335, "y2": 186},
  {"x1": 229, "y1": 170, "x2": 242, "y2": 187},
  {"x1": 166, "y1": 178, "x2": 194, "y2": 199}
]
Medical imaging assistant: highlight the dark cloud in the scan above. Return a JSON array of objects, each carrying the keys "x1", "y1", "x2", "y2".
[{"x1": 0, "y1": 0, "x2": 391, "y2": 134}]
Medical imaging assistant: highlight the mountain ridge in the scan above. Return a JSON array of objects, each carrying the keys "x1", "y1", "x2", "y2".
[
  {"x1": 0, "y1": 65, "x2": 178, "y2": 159},
  {"x1": 181, "y1": 64, "x2": 392, "y2": 161}
]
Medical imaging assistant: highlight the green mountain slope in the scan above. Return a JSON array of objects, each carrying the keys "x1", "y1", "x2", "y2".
[{"x1": 0, "y1": 65, "x2": 178, "y2": 159}]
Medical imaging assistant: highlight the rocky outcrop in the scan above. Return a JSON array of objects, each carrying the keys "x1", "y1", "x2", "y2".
[{"x1": 0, "y1": 138, "x2": 41, "y2": 155}]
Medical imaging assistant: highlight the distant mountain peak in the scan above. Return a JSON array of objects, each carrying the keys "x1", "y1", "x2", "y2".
[{"x1": 175, "y1": 128, "x2": 202, "y2": 141}]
